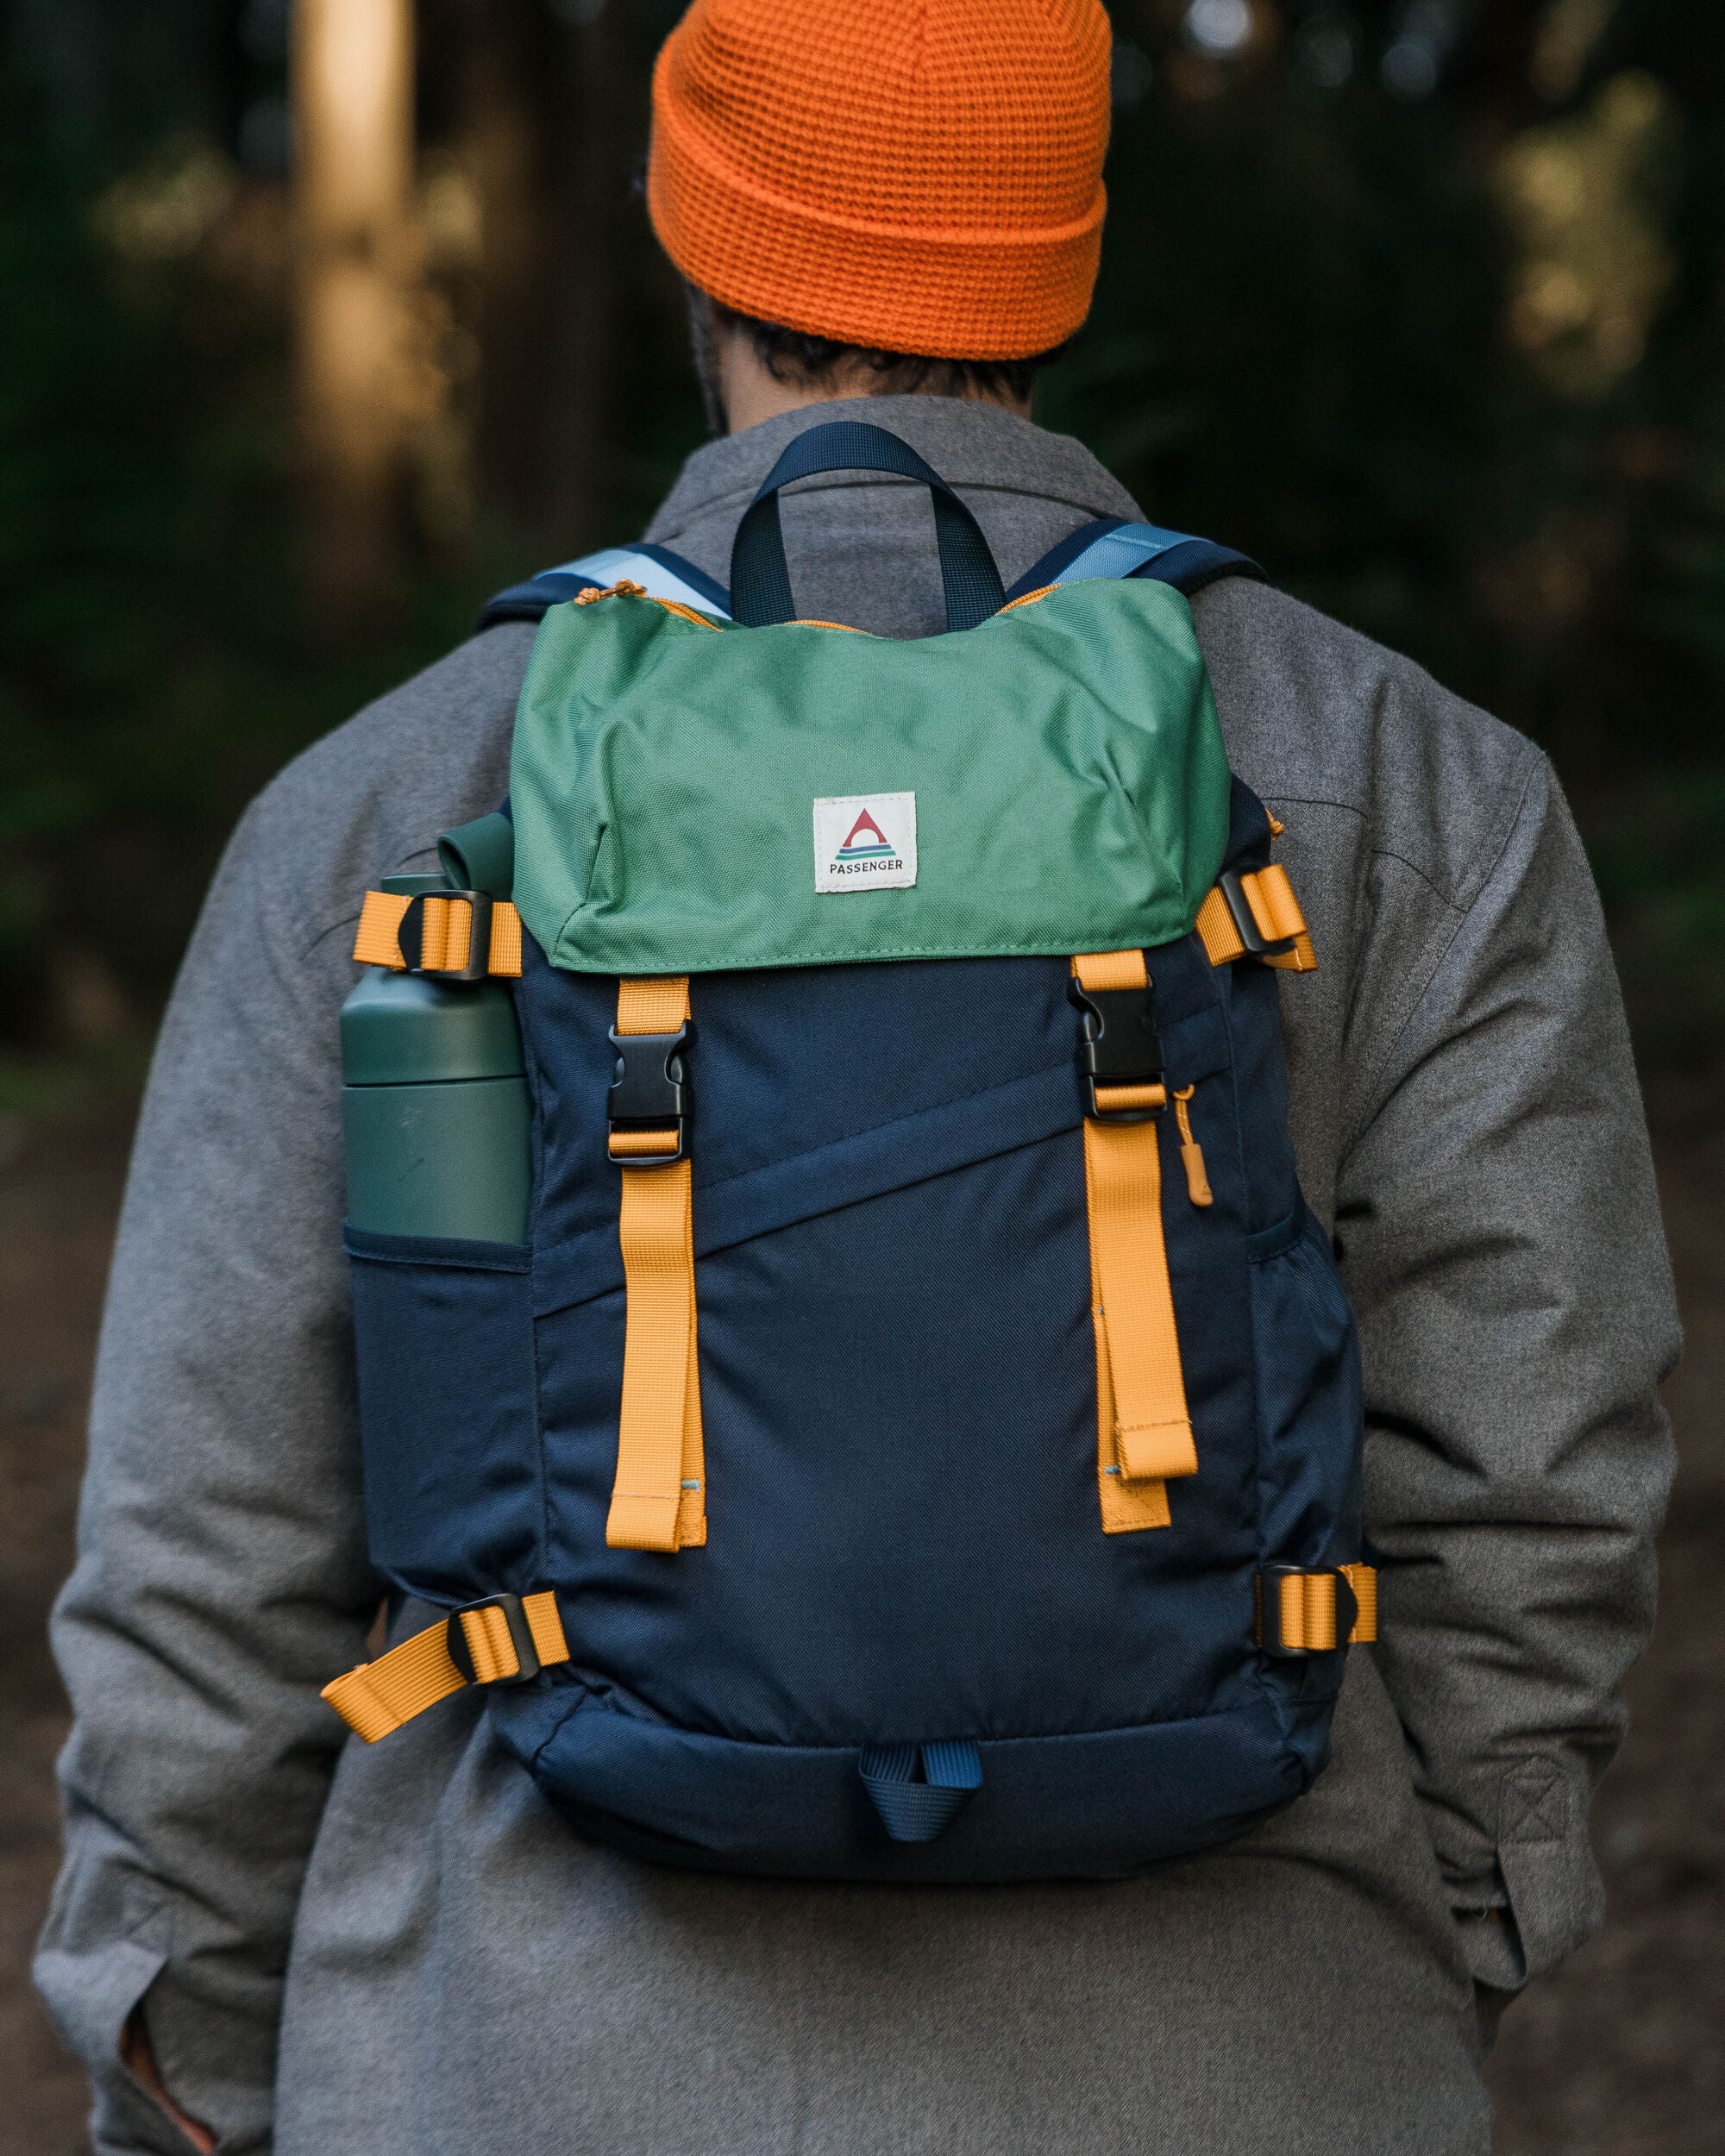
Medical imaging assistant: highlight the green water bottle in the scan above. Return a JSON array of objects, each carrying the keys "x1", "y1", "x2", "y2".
[{"x1": 340, "y1": 816, "x2": 531, "y2": 1243}]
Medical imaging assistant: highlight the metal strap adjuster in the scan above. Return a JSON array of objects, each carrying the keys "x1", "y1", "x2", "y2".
[
  {"x1": 607, "y1": 1022, "x2": 693, "y2": 1166},
  {"x1": 1218, "y1": 869, "x2": 1296, "y2": 961},
  {"x1": 445, "y1": 1593, "x2": 543, "y2": 1686},
  {"x1": 1257, "y1": 1566, "x2": 1360, "y2": 1658},
  {"x1": 1068, "y1": 979, "x2": 1165, "y2": 1121},
  {"x1": 397, "y1": 889, "x2": 495, "y2": 982}
]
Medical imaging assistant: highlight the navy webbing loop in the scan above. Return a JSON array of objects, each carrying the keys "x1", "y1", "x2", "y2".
[
  {"x1": 859, "y1": 1739, "x2": 983, "y2": 1843},
  {"x1": 730, "y1": 422, "x2": 1006, "y2": 633}
]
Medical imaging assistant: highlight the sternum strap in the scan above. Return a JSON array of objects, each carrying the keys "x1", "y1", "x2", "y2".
[
  {"x1": 607, "y1": 975, "x2": 707, "y2": 1551},
  {"x1": 1072, "y1": 951, "x2": 1198, "y2": 1533}
]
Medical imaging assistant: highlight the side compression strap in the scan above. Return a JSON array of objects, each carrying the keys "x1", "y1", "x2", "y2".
[
  {"x1": 1072, "y1": 950, "x2": 1198, "y2": 1535},
  {"x1": 1194, "y1": 863, "x2": 1317, "y2": 973},
  {"x1": 323, "y1": 1590, "x2": 569, "y2": 1742},
  {"x1": 1258, "y1": 1564, "x2": 1378, "y2": 1652},
  {"x1": 353, "y1": 889, "x2": 524, "y2": 977},
  {"x1": 606, "y1": 976, "x2": 707, "y2": 1552}
]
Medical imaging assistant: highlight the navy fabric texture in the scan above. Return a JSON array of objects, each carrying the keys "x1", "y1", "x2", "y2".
[
  {"x1": 346, "y1": 789, "x2": 1365, "y2": 1880},
  {"x1": 351, "y1": 512, "x2": 1368, "y2": 1882},
  {"x1": 346, "y1": 1231, "x2": 540, "y2": 1603}
]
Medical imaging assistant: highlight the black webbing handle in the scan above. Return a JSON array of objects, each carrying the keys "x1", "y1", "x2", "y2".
[{"x1": 729, "y1": 421, "x2": 1007, "y2": 633}]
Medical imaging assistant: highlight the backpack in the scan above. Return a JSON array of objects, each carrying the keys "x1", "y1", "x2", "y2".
[{"x1": 324, "y1": 422, "x2": 1375, "y2": 1882}]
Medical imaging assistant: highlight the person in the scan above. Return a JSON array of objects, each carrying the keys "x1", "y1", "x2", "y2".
[{"x1": 37, "y1": 2, "x2": 1678, "y2": 2150}]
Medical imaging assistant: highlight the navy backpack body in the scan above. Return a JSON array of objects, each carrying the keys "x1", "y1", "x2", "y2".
[{"x1": 325, "y1": 425, "x2": 1374, "y2": 1882}]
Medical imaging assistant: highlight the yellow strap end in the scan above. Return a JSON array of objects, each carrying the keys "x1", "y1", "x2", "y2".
[
  {"x1": 1341, "y1": 1562, "x2": 1377, "y2": 1644},
  {"x1": 1115, "y1": 1417, "x2": 1199, "y2": 1483}
]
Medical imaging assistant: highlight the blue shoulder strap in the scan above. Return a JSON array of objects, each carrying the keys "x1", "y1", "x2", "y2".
[
  {"x1": 479, "y1": 513, "x2": 1261, "y2": 630},
  {"x1": 1006, "y1": 517, "x2": 1264, "y2": 603},
  {"x1": 477, "y1": 542, "x2": 732, "y2": 630}
]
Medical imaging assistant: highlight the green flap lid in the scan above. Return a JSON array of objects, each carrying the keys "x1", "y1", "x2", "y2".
[{"x1": 510, "y1": 578, "x2": 1233, "y2": 976}]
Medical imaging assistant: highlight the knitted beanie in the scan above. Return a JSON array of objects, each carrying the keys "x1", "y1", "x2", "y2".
[{"x1": 647, "y1": 0, "x2": 1112, "y2": 361}]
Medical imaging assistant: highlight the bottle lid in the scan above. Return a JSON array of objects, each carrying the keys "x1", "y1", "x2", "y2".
[{"x1": 341, "y1": 968, "x2": 526, "y2": 1085}]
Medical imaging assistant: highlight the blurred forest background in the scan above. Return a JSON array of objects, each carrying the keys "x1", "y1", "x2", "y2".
[
  {"x1": 5, "y1": 5, "x2": 1725, "y2": 2152},
  {"x1": 3, "y1": 0, "x2": 1725, "y2": 1092}
]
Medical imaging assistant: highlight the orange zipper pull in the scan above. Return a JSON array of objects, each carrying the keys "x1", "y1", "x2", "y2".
[
  {"x1": 574, "y1": 578, "x2": 646, "y2": 605},
  {"x1": 1172, "y1": 1087, "x2": 1213, "y2": 1206}
]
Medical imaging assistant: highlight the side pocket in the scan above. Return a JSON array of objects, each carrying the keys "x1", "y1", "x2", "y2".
[
  {"x1": 346, "y1": 1225, "x2": 540, "y2": 1601},
  {"x1": 1247, "y1": 1204, "x2": 1364, "y2": 1570}
]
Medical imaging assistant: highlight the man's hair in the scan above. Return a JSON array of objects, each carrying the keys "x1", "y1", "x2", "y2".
[{"x1": 687, "y1": 286, "x2": 1063, "y2": 433}]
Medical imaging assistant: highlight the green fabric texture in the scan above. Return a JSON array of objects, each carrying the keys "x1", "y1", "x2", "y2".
[{"x1": 510, "y1": 579, "x2": 1233, "y2": 976}]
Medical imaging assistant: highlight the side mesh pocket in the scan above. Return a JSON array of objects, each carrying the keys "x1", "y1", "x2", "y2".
[
  {"x1": 1246, "y1": 1203, "x2": 1364, "y2": 1571},
  {"x1": 345, "y1": 1225, "x2": 541, "y2": 1601}
]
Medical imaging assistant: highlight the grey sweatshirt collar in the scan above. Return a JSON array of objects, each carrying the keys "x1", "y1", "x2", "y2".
[{"x1": 644, "y1": 393, "x2": 1141, "y2": 547}]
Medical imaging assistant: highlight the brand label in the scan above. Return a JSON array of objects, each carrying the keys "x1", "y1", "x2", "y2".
[{"x1": 812, "y1": 792, "x2": 918, "y2": 893}]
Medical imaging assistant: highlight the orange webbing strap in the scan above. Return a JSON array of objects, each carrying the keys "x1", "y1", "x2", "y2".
[
  {"x1": 1262, "y1": 1564, "x2": 1379, "y2": 1651},
  {"x1": 352, "y1": 889, "x2": 524, "y2": 977},
  {"x1": 1194, "y1": 865, "x2": 1317, "y2": 974},
  {"x1": 1072, "y1": 952, "x2": 1198, "y2": 1536},
  {"x1": 322, "y1": 1591, "x2": 569, "y2": 1743},
  {"x1": 1343, "y1": 1563, "x2": 1377, "y2": 1642},
  {"x1": 605, "y1": 976, "x2": 706, "y2": 1552}
]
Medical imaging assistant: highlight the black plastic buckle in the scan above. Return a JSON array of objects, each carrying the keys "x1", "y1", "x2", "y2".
[
  {"x1": 1068, "y1": 978, "x2": 1164, "y2": 1121},
  {"x1": 397, "y1": 889, "x2": 494, "y2": 983},
  {"x1": 445, "y1": 1593, "x2": 542, "y2": 1686},
  {"x1": 1218, "y1": 869, "x2": 1295, "y2": 961},
  {"x1": 1257, "y1": 1566, "x2": 1358, "y2": 1659},
  {"x1": 607, "y1": 1022, "x2": 693, "y2": 1167}
]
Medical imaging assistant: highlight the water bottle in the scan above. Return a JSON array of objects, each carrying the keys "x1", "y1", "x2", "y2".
[{"x1": 340, "y1": 860, "x2": 532, "y2": 1244}]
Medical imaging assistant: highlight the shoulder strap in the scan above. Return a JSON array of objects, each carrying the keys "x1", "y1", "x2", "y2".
[
  {"x1": 478, "y1": 542, "x2": 732, "y2": 631},
  {"x1": 480, "y1": 513, "x2": 1262, "y2": 630},
  {"x1": 1007, "y1": 517, "x2": 1264, "y2": 603}
]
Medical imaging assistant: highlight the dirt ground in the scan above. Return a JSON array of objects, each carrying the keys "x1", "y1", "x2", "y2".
[{"x1": 2, "y1": 1102, "x2": 1722, "y2": 2155}]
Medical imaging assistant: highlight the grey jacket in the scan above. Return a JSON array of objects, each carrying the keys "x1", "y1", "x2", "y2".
[{"x1": 38, "y1": 397, "x2": 1678, "y2": 2156}]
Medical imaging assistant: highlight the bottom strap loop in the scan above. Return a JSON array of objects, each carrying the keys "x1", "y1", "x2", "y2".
[{"x1": 860, "y1": 1739, "x2": 984, "y2": 1843}]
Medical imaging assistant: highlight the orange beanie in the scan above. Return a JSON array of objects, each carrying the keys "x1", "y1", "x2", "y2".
[{"x1": 647, "y1": 0, "x2": 1112, "y2": 361}]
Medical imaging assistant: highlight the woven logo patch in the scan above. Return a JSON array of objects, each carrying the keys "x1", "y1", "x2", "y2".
[{"x1": 813, "y1": 793, "x2": 917, "y2": 893}]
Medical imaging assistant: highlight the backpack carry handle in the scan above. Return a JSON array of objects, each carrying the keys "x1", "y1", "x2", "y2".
[{"x1": 729, "y1": 420, "x2": 1007, "y2": 633}]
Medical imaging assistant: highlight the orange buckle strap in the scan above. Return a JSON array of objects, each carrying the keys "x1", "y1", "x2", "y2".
[
  {"x1": 605, "y1": 976, "x2": 707, "y2": 1552},
  {"x1": 1071, "y1": 952, "x2": 1198, "y2": 1536},
  {"x1": 1195, "y1": 864, "x2": 1317, "y2": 974},
  {"x1": 1256, "y1": 1564, "x2": 1378, "y2": 1655},
  {"x1": 322, "y1": 1590, "x2": 569, "y2": 1743},
  {"x1": 353, "y1": 888, "x2": 524, "y2": 979}
]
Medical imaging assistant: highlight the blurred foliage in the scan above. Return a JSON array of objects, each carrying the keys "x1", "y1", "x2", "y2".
[
  {"x1": 2, "y1": 0, "x2": 1724, "y2": 1089},
  {"x1": 0, "y1": 97, "x2": 483, "y2": 1044},
  {"x1": 1047, "y1": 3, "x2": 1725, "y2": 780}
]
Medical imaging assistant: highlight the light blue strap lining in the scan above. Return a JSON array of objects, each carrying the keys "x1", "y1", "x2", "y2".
[
  {"x1": 543, "y1": 548, "x2": 732, "y2": 618},
  {"x1": 1047, "y1": 523, "x2": 1203, "y2": 586}
]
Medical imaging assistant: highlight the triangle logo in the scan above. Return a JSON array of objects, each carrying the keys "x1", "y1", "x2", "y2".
[
  {"x1": 837, "y1": 809, "x2": 894, "y2": 858},
  {"x1": 813, "y1": 792, "x2": 918, "y2": 893}
]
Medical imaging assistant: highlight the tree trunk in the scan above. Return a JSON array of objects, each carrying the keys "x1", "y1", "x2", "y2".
[{"x1": 292, "y1": 0, "x2": 417, "y2": 621}]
